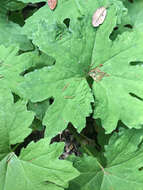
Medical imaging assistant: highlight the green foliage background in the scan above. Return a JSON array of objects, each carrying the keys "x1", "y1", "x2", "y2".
[{"x1": 0, "y1": 0, "x2": 143, "y2": 189}]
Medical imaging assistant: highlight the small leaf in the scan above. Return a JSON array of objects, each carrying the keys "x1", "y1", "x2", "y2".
[
  {"x1": 92, "y1": 7, "x2": 107, "y2": 27},
  {"x1": 48, "y1": 0, "x2": 57, "y2": 10}
]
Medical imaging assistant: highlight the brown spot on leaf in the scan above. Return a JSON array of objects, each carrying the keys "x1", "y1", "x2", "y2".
[
  {"x1": 89, "y1": 67, "x2": 109, "y2": 82},
  {"x1": 62, "y1": 83, "x2": 69, "y2": 91},
  {"x1": 92, "y1": 7, "x2": 107, "y2": 27}
]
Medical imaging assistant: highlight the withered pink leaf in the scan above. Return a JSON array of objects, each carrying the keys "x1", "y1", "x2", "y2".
[
  {"x1": 48, "y1": 0, "x2": 57, "y2": 10},
  {"x1": 92, "y1": 7, "x2": 107, "y2": 27}
]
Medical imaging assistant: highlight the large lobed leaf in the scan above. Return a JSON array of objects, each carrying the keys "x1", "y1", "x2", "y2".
[
  {"x1": 0, "y1": 139, "x2": 79, "y2": 190},
  {"x1": 92, "y1": 6, "x2": 143, "y2": 132},
  {"x1": 19, "y1": 0, "x2": 143, "y2": 134},
  {"x1": 18, "y1": 0, "x2": 102, "y2": 136},
  {"x1": 68, "y1": 128, "x2": 143, "y2": 190}
]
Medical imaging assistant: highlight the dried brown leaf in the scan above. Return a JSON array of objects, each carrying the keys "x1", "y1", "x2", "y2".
[
  {"x1": 89, "y1": 67, "x2": 109, "y2": 82},
  {"x1": 92, "y1": 7, "x2": 107, "y2": 27},
  {"x1": 48, "y1": 0, "x2": 57, "y2": 10}
]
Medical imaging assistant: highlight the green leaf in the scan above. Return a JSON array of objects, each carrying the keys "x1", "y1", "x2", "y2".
[
  {"x1": 8, "y1": 10, "x2": 25, "y2": 26},
  {"x1": 18, "y1": 67, "x2": 94, "y2": 136},
  {"x1": 0, "y1": 139, "x2": 79, "y2": 190},
  {"x1": 17, "y1": 64, "x2": 94, "y2": 137},
  {"x1": 0, "y1": 1, "x2": 32, "y2": 50},
  {"x1": 0, "y1": 88, "x2": 34, "y2": 161},
  {"x1": 17, "y1": 0, "x2": 129, "y2": 136},
  {"x1": 23, "y1": 0, "x2": 126, "y2": 62},
  {"x1": 27, "y1": 99, "x2": 50, "y2": 121},
  {"x1": 68, "y1": 128, "x2": 143, "y2": 190},
  {"x1": 43, "y1": 78, "x2": 93, "y2": 137},
  {"x1": 17, "y1": 0, "x2": 100, "y2": 136},
  {"x1": 23, "y1": 0, "x2": 99, "y2": 61},
  {"x1": 0, "y1": 45, "x2": 54, "y2": 96},
  {"x1": 6, "y1": 0, "x2": 26, "y2": 11},
  {"x1": 92, "y1": 7, "x2": 143, "y2": 132}
]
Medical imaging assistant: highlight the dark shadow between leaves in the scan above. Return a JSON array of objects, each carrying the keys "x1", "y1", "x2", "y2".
[
  {"x1": 129, "y1": 93, "x2": 143, "y2": 101},
  {"x1": 124, "y1": 24, "x2": 133, "y2": 29},
  {"x1": 138, "y1": 167, "x2": 143, "y2": 171},
  {"x1": 20, "y1": 58, "x2": 55, "y2": 76},
  {"x1": 11, "y1": 120, "x2": 45, "y2": 156},
  {"x1": 86, "y1": 75, "x2": 94, "y2": 89},
  {"x1": 63, "y1": 18, "x2": 70, "y2": 28},
  {"x1": 20, "y1": 64, "x2": 50, "y2": 76},
  {"x1": 110, "y1": 24, "x2": 133, "y2": 41},
  {"x1": 49, "y1": 97, "x2": 54, "y2": 105},
  {"x1": 22, "y1": 2, "x2": 46, "y2": 20},
  {"x1": 8, "y1": 2, "x2": 46, "y2": 26},
  {"x1": 12, "y1": 92, "x2": 21, "y2": 103},
  {"x1": 130, "y1": 61, "x2": 143, "y2": 66}
]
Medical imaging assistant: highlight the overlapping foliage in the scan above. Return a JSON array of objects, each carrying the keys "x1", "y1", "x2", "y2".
[{"x1": 0, "y1": 0, "x2": 143, "y2": 189}]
